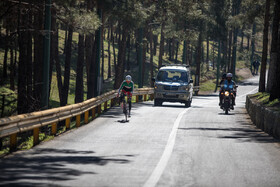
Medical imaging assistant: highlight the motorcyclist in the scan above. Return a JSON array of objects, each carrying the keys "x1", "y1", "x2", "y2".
[
  {"x1": 117, "y1": 75, "x2": 134, "y2": 117},
  {"x1": 221, "y1": 73, "x2": 236, "y2": 109}
]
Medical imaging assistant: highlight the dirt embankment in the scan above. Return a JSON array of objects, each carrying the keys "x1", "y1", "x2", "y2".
[{"x1": 236, "y1": 68, "x2": 253, "y2": 80}]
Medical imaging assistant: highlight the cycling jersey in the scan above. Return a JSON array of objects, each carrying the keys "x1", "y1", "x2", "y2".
[{"x1": 118, "y1": 81, "x2": 134, "y2": 96}]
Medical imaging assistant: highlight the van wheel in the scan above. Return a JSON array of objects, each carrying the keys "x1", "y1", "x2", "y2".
[
  {"x1": 154, "y1": 99, "x2": 162, "y2": 106},
  {"x1": 185, "y1": 100, "x2": 191, "y2": 107}
]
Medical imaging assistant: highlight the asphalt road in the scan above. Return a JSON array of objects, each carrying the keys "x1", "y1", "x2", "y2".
[{"x1": 1, "y1": 75, "x2": 280, "y2": 187}]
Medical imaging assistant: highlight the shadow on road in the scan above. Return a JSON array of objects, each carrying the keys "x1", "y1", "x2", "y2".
[
  {"x1": 0, "y1": 148, "x2": 131, "y2": 186},
  {"x1": 179, "y1": 127, "x2": 279, "y2": 144}
]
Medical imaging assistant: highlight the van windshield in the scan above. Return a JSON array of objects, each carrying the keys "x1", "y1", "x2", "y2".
[{"x1": 156, "y1": 70, "x2": 189, "y2": 83}]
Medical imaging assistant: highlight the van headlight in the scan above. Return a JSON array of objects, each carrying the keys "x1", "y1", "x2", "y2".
[
  {"x1": 155, "y1": 84, "x2": 163, "y2": 90},
  {"x1": 179, "y1": 85, "x2": 187, "y2": 91}
]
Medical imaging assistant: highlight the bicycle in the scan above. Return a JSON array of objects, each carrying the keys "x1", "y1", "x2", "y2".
[{"x1": 120, "y1": 92, "x2": 131, "y2": 122}]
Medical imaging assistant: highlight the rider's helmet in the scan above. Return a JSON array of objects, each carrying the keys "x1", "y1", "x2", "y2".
[
  {"x1": 125, "y1": 75, "x2": 132, "y2": 82},
  {"x1": 226, "y1": 73, "x2": 233, "y2": 78}
]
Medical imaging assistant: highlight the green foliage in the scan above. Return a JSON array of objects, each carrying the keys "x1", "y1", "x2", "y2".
[
  {"x1": 55, "y1": 3, "x2": 101, "y2": 34},
  {"x1": 252, "y1": 92, "x2": 280, "y2": 109}
]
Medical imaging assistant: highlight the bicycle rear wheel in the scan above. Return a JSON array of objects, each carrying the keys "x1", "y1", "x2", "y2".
[{"x1": 123, "y1": 100, "x2": 128, "y2": 121}]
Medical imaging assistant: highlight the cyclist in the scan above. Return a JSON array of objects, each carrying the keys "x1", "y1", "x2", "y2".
[{"x1": 117, "y1": 75, "x2": 134, "y2": 117}]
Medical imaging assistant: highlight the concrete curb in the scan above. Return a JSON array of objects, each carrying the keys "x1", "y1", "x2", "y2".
[{"x1": 246, "y1": 95, "x2": 280, "y2": 139}]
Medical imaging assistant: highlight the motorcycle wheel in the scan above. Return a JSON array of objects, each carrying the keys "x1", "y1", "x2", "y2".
[{"x1": 225, "y1": 109, "x2": 229, "y2": 114}]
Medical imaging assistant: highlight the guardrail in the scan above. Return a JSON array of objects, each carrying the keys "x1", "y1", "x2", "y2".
[{"x1": 0, "y1": 88, "x2": 154, "y2": 152}]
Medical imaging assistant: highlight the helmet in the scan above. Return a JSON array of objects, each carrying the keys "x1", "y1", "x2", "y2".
[
  {"x1": 125, "y1": 75, "x2": 132, "y2": 81},
  {"x1": 226, "y1": 73, "x2": 233, "y2": 78}
]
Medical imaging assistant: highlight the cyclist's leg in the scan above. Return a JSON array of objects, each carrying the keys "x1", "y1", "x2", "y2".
[
  {"x1": 128, "y1": 97, "x2": 132, "y2": 116},
  {"x1": 120, "y1": 93, "x2": 125, "y2": 106}
]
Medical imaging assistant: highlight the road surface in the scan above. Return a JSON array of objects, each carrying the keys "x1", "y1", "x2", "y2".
[{"x1": 1, "y1": 75, "x2": 280, "y2": 187}]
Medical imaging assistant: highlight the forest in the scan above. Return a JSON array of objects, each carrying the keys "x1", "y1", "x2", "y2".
[{"x1": 0, "y1": 0, "x2": 280, "y2": 117}]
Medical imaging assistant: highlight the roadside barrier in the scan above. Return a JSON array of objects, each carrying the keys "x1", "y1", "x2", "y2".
[{"x1": 0, "y1": 88, "x2": 154, "y2": 152}]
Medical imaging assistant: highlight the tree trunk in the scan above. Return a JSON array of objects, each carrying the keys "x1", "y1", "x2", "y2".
[
  {"x1": 212, "y1": 43, "x2": 215, "y2": 70},
  {"x1": 206, "y1": 36, "x2": 209, "y2": 71},
  {"x1": 54, "y1": 27, "x2": 63, "y2": 104},
  {"x1": 153, "y1": 34, "x2": 158, "y2": 55},
  {"x1": 222, "y1": 39, "x2": 228, "y2": 73},
  {"x1": 108, "y1": 30, "x2": 112, "y2": 78},
  {"x1": 231, "y1": 27, "x2": 238, "y2": 78},
  {"x1": 175, "y1": 41, "x2": 179, "y2": 64},
  {"x1": 9, "y1": 47, "x2": 15, "y2": 90},
  {"x1": 228, "y1": 29, "x2": 232, "y2": 72},
  {"x1": 195, "y1": 32, "x2": 202, "y2": 88},
  {"x1": 85, "y1": 34, "x2": 93, "y2": 98},
  {"x1": 101, "y1": 28, "x2": 104, "y2": 81},
  {"x1": 114, "y1": 27, "x2": 127, "y2": 89},
  {"x1": 247, "y1": 35, "x2": 250, "y2": 50},
  {"x1": 142, "y1": 40, "x2": 147, "y2": 85},
  {"x1": 17, "y1": 11, "x2": 28, "y2": 114},
  {"x1": 49, "y1": 7, "x2": 57, "y2": 101},
  {"x1": 158, "y1": 23, "x2": 165, "y2": 69},
  {"x1": 240, "y1": 30, "x2": 244, "y2": 51},
  {"x1": 33, "y1": 6, "x2": 44, "y2": 110},
  {"x1": 112, "y1": 28, "x2": 117, "y2": 75},
  {"x1": 250, "y1": 23, "x2": 256, "y2": 73},
  {"x1": 127, "y1": 33, "x2": 131, "y2": 71},
  {"x1": 27, "y1": 12, "x2": 33, "y2": 112},
  {"x1": 63, "y1": 27, "x2": 68, "y2": 54},
  {"x1": 150, "y1": 30, "x2": 154, "y2": 86},
  {"x1": 267, "y1": 0, "x2": 280, "y2": 96},
  {"x1": 75, "y1": 34, "x2": 85, "y2": 103},
  {"x1": 61, "y1": 27, "x2": 73, "y2": 106},
  {"x1": 2, "y1": 30, "x2": 8, "y2": 83},
  {"x1": 259, "y1": 0, "x2": 271, "y2": 92},
  {"x1": 87, "y1": 36, "x2": 97, "y2": 99},
  {"x1": 168, "y1": 39, "x2": 172, "y2": 61}
]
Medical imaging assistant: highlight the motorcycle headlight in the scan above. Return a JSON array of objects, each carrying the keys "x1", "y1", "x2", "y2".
[{"x1": 225, "y1": 91, "x2": 230, "y2": 96}]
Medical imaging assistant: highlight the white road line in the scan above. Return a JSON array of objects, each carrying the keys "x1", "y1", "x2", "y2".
[
  {"x1": 143, "y1": 85, "x2": 258, "y2": 187},
  {"x1": 238, "y1": 86, "x2": 259, "y2": 98},
  {"x1": 143, "y1": 108, "x2": 190, "y2": 187}
]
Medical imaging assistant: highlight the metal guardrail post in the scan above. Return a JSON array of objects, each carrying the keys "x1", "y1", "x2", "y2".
[
  {"x1": 98, "y1": 105, "x2": 101, "y2": 115},
  {"x1": 51, "y1": 122, "x2": 57, "y2": 135},
  {"x1": 136, "y1": 95, "x2": 139, "y2": 103},
  {"x1": 10, "y1": 133, "x2": 17, "y2": 152},
  {"x1": 84, "y1": 111, "x2": 89, "y2": 124},
  {"x1": 33, "y1": 128, "x2": 40, "y2": 146},
  {"x1": 76, "y1": 115, "x2": 81, "y2": 127},
  {"x1": 111, "y1": 98, "x2": 115, "y2": 107},
  {"x1": 144, "y1": 95, "x2": 147, "y2": 101},
  {"x1": 65, "y1": 118, "x2": 71, "y2": 129},
  {"x1": 92, "y1": 107, "x2": 96, "y2": 119},
  {"x1": 150, "y1": 94, "x2": 154, "y2": 100},
  {"x1": 104, "y1": 101, "x2": 108, "y2": 110}
]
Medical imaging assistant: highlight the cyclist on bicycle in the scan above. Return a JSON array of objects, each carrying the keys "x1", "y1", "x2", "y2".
[{"x1": 117, "y1": 75, "x2": 134, "y2": 117}]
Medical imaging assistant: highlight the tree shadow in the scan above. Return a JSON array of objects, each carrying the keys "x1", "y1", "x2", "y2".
[
  {"x1": 0, "y1": 148, "x2": 131, "y2": 186},
  {"x1": 179, "y1": 127, "x2": 279, "y2": 144}
]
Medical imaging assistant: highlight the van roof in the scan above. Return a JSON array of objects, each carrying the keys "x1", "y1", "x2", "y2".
[{"x1": 159, "y1": 65, "x2": 189, "y2": 71}]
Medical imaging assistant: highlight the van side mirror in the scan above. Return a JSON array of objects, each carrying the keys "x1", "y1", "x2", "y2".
[{"x1": 189, "y1": 79, "x2": 193, "y2": 83}]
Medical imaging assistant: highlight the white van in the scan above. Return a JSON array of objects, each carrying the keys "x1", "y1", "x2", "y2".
[{"x1": 153, "y1": 65, "x2": 193, "y2": 107}]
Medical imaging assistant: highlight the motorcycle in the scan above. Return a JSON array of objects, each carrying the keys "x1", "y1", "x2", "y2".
[
  {"x1": 220, "y1": 86, "x2": 238, "y2": 114},
  {"x1": 221, "y1": 89, "x2": 233, "y2": 114}
]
